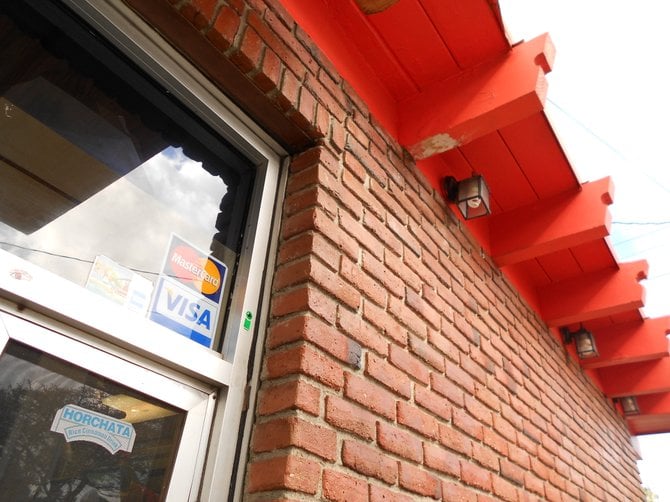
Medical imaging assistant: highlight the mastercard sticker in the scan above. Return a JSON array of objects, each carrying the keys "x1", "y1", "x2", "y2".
[{"x1": 163, "y1": 235, "x2": 227, "y2": 303}]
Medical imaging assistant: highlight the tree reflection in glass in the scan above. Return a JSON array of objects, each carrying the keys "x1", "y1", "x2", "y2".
[{"x1": 0, "y1": 341, "x2": 184, "y2": 501}]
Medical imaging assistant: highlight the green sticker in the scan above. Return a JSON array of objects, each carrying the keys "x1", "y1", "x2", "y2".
[{"x1": 243, "y1": 311, "x2": 253, "y2": 330}]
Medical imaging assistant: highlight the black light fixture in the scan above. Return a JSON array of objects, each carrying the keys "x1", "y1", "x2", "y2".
[
  {"x1": 561, "y1": 325, "x2": 599, "y2": 359},
  {"x1": 619, "y1": 396, "x2": 640, "y2": 415},
  {"x1": 443, "y1": 175, "x2": 491, "y2": 220}
]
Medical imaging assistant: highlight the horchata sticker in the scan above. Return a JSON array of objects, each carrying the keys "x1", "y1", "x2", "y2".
[
  {"x1": 149, "y1": 234, "x2": 227, "y2": 348},
  {"x1": 50, "y1": 404, "x2": 136, "y2": 454}
]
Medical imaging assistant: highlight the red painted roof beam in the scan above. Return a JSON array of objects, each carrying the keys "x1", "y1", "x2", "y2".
[
  {"x1": 399, "y1": 33, "x2": 555, "y2": 159},
  {"x1": 489, "y1": 177, "x2": 613, "y2": 266},
  {"x1": 599, "y1": 358, "x2": 670, "y2": 398},
  {"x1": 633, "y1": 393, "x2": 670, "y2": 415},
  {"x1": 538, "y1": 260, "x2": 648, "y2": 327},
  {"x1": 626, "y1": 415, "x2": 670, "y2": 436},
  {"x1": 580, "y1": 317, "x2": 670, "y2": 370}
]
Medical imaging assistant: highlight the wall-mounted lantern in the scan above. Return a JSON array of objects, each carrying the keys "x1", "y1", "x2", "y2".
[
  {"x1": 443, "y1": 175, "x2": 491, "y2": 220},
  {"x1": 619, "y1": 396, "x2": 640, "y2": 415},
  {"x1": 561, "y1": 325, "x2": 599, "y2": 359}
]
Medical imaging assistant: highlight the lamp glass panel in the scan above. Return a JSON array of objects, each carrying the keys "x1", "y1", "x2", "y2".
[
  {"x1": 457, "y1": 176, "x2": 490, "y2": 219},
  {"x1": 575, "y1": 330, "x2": 598, "y2": 358},
  {"x1": 621, "y1": 396, "x2": 640, "y2": 415}
]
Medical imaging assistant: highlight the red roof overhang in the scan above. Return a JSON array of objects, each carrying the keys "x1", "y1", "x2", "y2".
[{"x1": 278, "y1": 0, "x2": 670, "y2": 435}]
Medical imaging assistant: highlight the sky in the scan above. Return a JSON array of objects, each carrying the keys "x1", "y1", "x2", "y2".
[{"x1": 499, "y1": 1, "x2": 670, "y2": 499}]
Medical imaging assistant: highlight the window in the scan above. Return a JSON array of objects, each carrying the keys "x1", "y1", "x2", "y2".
[{"x1": 0, "y1": 0, "x2": 283, "y2": 499}]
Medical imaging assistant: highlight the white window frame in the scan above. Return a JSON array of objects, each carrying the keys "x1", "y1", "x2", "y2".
[
  {"x1": 1, "y1": 0, "x2": 287, "y2": 499},
  {"x1": 0, "y1": 307, "x2": 217, "y2": 501}
]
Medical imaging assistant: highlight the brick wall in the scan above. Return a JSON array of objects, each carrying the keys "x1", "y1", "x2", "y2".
[{"x1": 130, "y1": 0, "x2": 644, "y2": 500}]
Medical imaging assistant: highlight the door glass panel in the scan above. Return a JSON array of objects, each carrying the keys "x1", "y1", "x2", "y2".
[{"x1": 0, "y1": 340, "x2": 185, "y2": 501}]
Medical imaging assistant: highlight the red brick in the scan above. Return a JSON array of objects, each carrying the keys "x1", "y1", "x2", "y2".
[
  {"x1": 397, "y1": 401, "x2": 438, "y2": 440},
  {"x1": 282, "y1": 232, "x2": 340, "y2": 269},
  {"x1": 415, "y1": 385, "x2": 451, "y2": 422},
  {"x1": 345, "y1": 135, "x2": 387, "y2": 186},
  {"x1": 229, "y1": 26, "x2": 264, "y2": 73},
  {"x1": 344, "y1": 372, "x2": 397, "y2": 420},
  {"x1": 253, "y1": 416, "x2": 337, "y2": 461},
  {"x1": 508, "y1": 443, "x2": 531, "y2": 470},
  {"x1": 342, "y1": 440, "x2": 397, "y2": 485},
  {"x1": 387, "y1": 295, "x2": 429, "y2": 339},
  {"x1": 206, "y1": 5, "x2": 240, "y2": 51},
  {"x1": 257, "y1": 379, "x2": 320, "y2": 416},
  {"x1": 283, "y1": 186, "x2": 337, "y2": 219},
  {"x1": 493, "y1": 414, "x2": 518, "y2": 443},
  {"x1": 389, "y1": 343, "x2": 430, "y2": 385},
  {"x1": 464, "y1": 395, "x2": 492, "y2": 427},
  {"x1": 377, "y1": 421, "x2": 422, "y2": 463},
  {"x1": 451, "y1": 408, "x2": 484, "y2": 441},
  {"x1": 271, "y1": 283, "x2": 337, "y2": 324},
  {"x1": 275, "y1": 255, "x2": 360, "y2": 309},
  {"x1": 402, "y1": 248, "x2": 437, "y2": 287},
  {"x1": 460, "y1": 460, "x2": 492, "y2": 492},
  {"x1": 439, "y1": 423, "x2": 473, "y2": 457},
  {"x1": 427, "y1": 330, "x2": 461, "y2": 364},
  {"x1": 430, "y1": 372, "x2": 464, "y2": 407},
  {"x1": 180, "y1": 0, "x2": 218, "y2": 29},
  {"x1": 298, "y1": 86, "x2": 318, "y2": 127},
  {"x1": 325, "y1": 395, "x2": 377, "y2": 441},
  {"x1": 265, "y1": 344, "x2": 344, "y2": 390},
  {"x1": 343, "y1": 169, "x2": 385, "y2": 220},
  {"x1": 530, "y1": 456, "x2": 550, "y2": 481},
  {"x1": 524, "y1": 471, "x2": 545, "y2": 496},
  {"x1": 471, "y1": 442, "x2": 499, "y2": 471},
  {"x1": 460, "y1": 355, "x2": 489, "y2": 386},
  {"x1": 500, "y1": 458, "x2": 525, "y2": 485},
  {"x1": 362, "y1": 300, "x2": 408, "y2": 347},
  {"x1": 337, "y1": 307, "x2": 389, "y2": 356},
  {"x1": 366, "y1": 353, "x2": 411, "y2": 399},
  {"x1": 408, "y1": 334, "x2": 445, "y2": 372},
  {"x1": 330, "y1": 119, "x2": 346, "y2": 152},
  {"x1": 423, "y1": 442, "x2": 459, "y2": 477},
  {"x1": 441, "y1": 480, "x2": 477, "y2": 502},
  {"x1": 337, "y1": 211, "x2": 383, "y2": 259},
  {"x1": 315, "y1": 104, "x2": 330, "y2": 139},
  {"x1": 252, "y1": 47, "x2": 283, "y2": 93},
  {"x1": 444, "y1": 358, "x2": 476, "y2": 394},
  {"x1": 362, "y1": 250, "x2": 405, "y2": 298},
  {"x1": 482, "y1": 428, "x2": 509, "y2": 457},
  {"x1": 362, "y1": 211, "x2": 403, "y2": 257},
  {"x1": 369, "y1": 484, "x2": 414, "y2": 502},
  {"x1": 247, "y1": 454, "x2": 320, "y2": 494},
  {"x1": 322, "y1": 469, "x2": 368, "y2": 502},
  {"x1": 369, "y1": 178, "x2": 409, "y2": 225},
  {"x1": 387, "y1": 213, "x2": 421, "y2": 256},
  {"x1": 267, "y1": 314, "x2": 361, "y2": 367},
  {"x1": 384, "y1": 251, "x2": 422, "y2": 291},
  {"x1": 341, "y1": 256, "x2": 387, "y2": 307},
  {"x1": 398, "y1": 462, "x2": 441, "y2": 499}
]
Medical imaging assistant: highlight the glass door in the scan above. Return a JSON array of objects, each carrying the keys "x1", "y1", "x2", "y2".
[{"x1": 0, "y1": 310, "x2": 214, "y2": 501}]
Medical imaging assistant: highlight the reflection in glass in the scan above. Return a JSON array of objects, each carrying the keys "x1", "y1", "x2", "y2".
[
  {"x1": 0, "y1": 2, "x2": 254, "y2": 352},
  {"x1": 0, "y1": 341, "x2": 185, "y2": 501}
]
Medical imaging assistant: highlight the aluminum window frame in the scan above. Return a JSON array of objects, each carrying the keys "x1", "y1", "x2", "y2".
[
  {"x1": 1, "y1": 0, "x2": 287, "y2": 499},
  {"x1": 0, "y1": 308, "x2": 217, "y2": 501}
]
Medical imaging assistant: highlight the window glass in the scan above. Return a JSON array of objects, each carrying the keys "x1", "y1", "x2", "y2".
[
  {"x1": 0, "y1": 2, "x2": 254, "y2": 351},
  {"x1": 0, "y1": 340, "x2": 185, "y2": 501}
]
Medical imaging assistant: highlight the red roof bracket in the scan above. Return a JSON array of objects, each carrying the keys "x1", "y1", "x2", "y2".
[
  {"x1": 399, "y1": 33, "x2": 555, "y2": 159},
  {"x1": 581, "y1": 317, "x2": 670, "y2": 369},
  {"x1": 538, "y1": 260, "x2": 648, "y2": 327},
  {"x1": 627, "y1": 414, "x2": 670, "y2": 436},
  {"x1": 634, "y1": 393, "x2": 670, "y2": 415},
  {"x1": 489, "y1": 177, "x2": 613, "y2": 266},
  {"x1": 599, "y1": 358, "x2": 670, "y2": 398}
]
